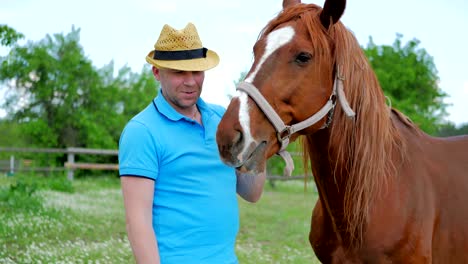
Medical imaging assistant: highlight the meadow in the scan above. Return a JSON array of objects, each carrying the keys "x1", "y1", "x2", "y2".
[{"x1": 0, "y1": 174, "x2": 320, "y2": 263}]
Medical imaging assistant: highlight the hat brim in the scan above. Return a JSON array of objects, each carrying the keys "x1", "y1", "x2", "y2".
[{"x1": 146, "y1": 50, "x2": 219, "y2": 71}]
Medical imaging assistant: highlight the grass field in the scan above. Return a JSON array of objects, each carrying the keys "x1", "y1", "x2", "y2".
[{"x1": 0, "y1": 174, "x2": 320, "y2": 263}]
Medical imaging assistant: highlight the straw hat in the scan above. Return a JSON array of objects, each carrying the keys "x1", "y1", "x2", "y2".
[{"x1": 146, "y1": 22, "x2": 219, "y2": 71}]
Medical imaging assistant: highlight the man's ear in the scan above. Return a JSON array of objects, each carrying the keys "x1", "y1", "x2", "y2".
[{"x1": 152, "y1": 66, "x2": 161, "y2": 80}]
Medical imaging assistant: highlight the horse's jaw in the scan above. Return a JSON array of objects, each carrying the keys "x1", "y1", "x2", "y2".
[
  {"x1": 236, "y1": 141, "x2": 268, "y2": 175},
  {"x1": 219, "y1": 140, "x2": 268, "y2": 176}
]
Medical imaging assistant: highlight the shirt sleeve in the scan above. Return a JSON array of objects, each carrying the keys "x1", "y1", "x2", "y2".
[{"x1": 118, "y1": 120, "x2": 159, "y2": 180}]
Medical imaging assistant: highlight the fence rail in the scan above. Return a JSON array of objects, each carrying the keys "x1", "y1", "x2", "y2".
[
  {"x1": 64, "y1": 162, "x2": 119, "y2": 171},
  {"x1": 0, "y1": 147, "x2": 118, "y2": 180}
]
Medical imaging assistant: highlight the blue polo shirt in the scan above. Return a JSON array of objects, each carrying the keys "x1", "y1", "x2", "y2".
[{"x1": 119, "y1": 92, "x2": 239, "y2": 264}]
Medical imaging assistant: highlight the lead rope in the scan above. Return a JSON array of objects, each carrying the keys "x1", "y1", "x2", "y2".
[{"x1": 236, "y1": 68, "x2": 355, "y2": 176}]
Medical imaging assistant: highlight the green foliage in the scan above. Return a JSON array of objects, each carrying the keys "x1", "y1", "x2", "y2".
[
  {"x1": 0, "y1": 120, "x2": 24, "y2": 147},
  {"x1": 0, "y1": 25, "x2": 24, "y2": 47},
  {"x1": 436, "y1": 122, "x2": 468, "y2": 137},
  {"x1": 364, "y1": 34, "x2": 447, "y2": 134},
  {"x1": 0, "y1": 174, "x2": 74, "y2": 213},
  {"x1": 114, "y1": 66, "x2": 158, "y2": 119},
  {"x1": 0, "y1": 175, "x2": 43, "y2": 213},
  {"x1": 45, "y1": 175, "x2": 75, "y2": 193},
  {"x1": 19, "y1": 119, "x2": 59, "y2": 147},
  {"x1": 0, "y1": 174, "x2": 74, "y2": 200}
]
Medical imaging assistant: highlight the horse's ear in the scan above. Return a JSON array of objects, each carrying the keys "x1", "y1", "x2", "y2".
[
  {"x1": 320, "y1": 0, "x2": 346, "y2": 29},
  {"x1": 283, "y1": 0, "x2": 301, "y2": 9}
]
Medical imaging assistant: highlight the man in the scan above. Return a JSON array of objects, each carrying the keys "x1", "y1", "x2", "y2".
[{"x1": 119, "y1": 22, "x2": 266, "y2": 264}]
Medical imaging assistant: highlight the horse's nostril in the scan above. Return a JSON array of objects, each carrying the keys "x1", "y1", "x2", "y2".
[{"x1": 233, "y1": 130, "x2": 243, "y2": 145}]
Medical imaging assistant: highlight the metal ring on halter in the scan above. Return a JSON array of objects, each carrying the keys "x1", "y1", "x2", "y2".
[{"x1": 277, "y1": 126, "x2": 293, "y2": 142}]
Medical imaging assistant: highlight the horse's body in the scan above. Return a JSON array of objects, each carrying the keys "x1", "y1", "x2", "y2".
[
  {"x1": 216, "y1": 0, "x2": 468, "y2": 263},
  {"x1": 309, "y1": 111, "x2": 468, "y2": 263}
]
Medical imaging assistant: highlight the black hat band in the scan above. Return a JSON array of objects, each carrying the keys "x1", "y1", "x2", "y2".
[{"x1": 153, "y1": 48, "x2": 208, "y2": 61}]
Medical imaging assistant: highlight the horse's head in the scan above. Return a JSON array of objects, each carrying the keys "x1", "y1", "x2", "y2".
[{"x1": 216, "y1": 0, "x2": 347, "y2": 175}]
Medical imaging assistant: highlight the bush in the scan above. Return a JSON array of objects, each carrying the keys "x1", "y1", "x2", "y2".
[{"x1": 0, "y1": 177, "x2": 43, "y2": 212}]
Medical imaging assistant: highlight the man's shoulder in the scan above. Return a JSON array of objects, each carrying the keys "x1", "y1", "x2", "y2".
[
  {"x1": 130, "y1": 102, "x2": 159, "y2": 123},
  {"x1": 121, "y1": 102, "x2": 163, "y2": 136}
]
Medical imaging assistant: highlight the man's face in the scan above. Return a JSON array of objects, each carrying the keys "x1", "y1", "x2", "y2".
[{"x1": 153, "y1": 67, "x2": 205, "y2": 112}]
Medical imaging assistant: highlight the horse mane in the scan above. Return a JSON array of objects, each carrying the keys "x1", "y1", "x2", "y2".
[{"x1": 261, "y1": 4, "x2": 409, "y2": 244}]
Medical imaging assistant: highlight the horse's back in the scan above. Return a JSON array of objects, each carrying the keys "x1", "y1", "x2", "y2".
[
  {"x1": 436, "y1": 134, "x2": 468, "y2": 163},
  {"x1": 421, "y1": 134, "x2": 468, "y2": 199}
]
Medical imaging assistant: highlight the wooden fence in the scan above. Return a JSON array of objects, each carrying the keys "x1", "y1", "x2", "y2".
[
  {"x1": 0, "y1": 147, "x2": 308, "y2": 182},
  {"x1": 0, "y1": 147, "x2": 118, "y2": 180}
]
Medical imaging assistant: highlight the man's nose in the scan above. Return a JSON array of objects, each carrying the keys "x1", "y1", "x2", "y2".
[{"x1": 183, "y1": 72, "x2": 196, "y2": 86}]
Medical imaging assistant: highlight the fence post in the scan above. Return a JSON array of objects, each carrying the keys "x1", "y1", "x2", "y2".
[
  {"x1": 67, "y1": 149, "x2": 75, "y2": 180},
  {"x1": 8, "y1": 155, "x2": 14, "y2": 176}
]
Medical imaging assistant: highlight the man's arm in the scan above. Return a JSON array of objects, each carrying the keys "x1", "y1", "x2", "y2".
[
  {"x1": 236, "y1": 170, "x2": 266, "y2": 203},
  {"x1": 121, "y1": 176, "x2": 160, "y2": 264}
]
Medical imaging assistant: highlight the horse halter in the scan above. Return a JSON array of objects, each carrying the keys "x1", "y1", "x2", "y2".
[{"x1": 236, "y1": 67, "x2": 355, "y2": 176}]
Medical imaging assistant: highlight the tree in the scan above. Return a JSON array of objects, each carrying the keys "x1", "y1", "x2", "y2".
[
  {"x1": 0, "y1": 25, "x2": 25, "y2": 148},
  {"x1": 115, "y1": 66, "x2": 158, "y2": 120},
  {"x1": 1, "y1": 27, "x2": 99, "y2": 147},
  {"x1": 364, "y1": 34, "x2": 447, "y2": 134},
  {"x1": 0, "y1": 26, "x2": 158, "y2": 150},
  {"x1": 96, "y1": 63, "x2": 158, "y2": 148}
]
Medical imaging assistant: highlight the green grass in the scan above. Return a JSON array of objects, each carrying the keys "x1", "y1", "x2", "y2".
[
  {"x1": 0, "y1": 174, "x2": 320, "y2": 263},
  {"x1": 237, "y1": 181, "x2": 320, "y2": 263}
]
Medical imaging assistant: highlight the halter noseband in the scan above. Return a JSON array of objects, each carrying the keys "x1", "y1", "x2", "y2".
[{"x1": 236, "y1": 67, "x2": 355, "y2": 176}]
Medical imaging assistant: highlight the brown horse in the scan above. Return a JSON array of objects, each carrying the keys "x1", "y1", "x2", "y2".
[{"x1": 216, "y1": 0, "x2": 468, "y2": 262}]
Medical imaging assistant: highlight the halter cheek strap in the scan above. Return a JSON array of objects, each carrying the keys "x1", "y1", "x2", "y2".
[{"x1": 236, "y1": 69, "x2": 355, "y2": 176}]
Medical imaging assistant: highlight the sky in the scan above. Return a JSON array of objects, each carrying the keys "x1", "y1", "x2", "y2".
[{"x1": 1, "y1": 0, "x2": 467, "y2": 125}]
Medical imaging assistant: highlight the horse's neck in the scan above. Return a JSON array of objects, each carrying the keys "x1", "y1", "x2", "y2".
[{"x1": 307, "y1": 130, "x2": 351, "y2": 236}]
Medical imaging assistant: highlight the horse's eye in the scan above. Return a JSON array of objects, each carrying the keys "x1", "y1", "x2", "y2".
[{"x1": 295, "y1": 52, "x2": 312, "y2": 65}]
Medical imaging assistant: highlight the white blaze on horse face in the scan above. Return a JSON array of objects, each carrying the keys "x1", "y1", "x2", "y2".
[
  {"x1": 237, "y1": 26, "x2": 295, "y2": 162},
  {"x1": 236, "y1": 90, "x2": 252, "y2": 161},
  {"x1": 245, "y1": 26, "x2": 295, "y2": 83}
]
